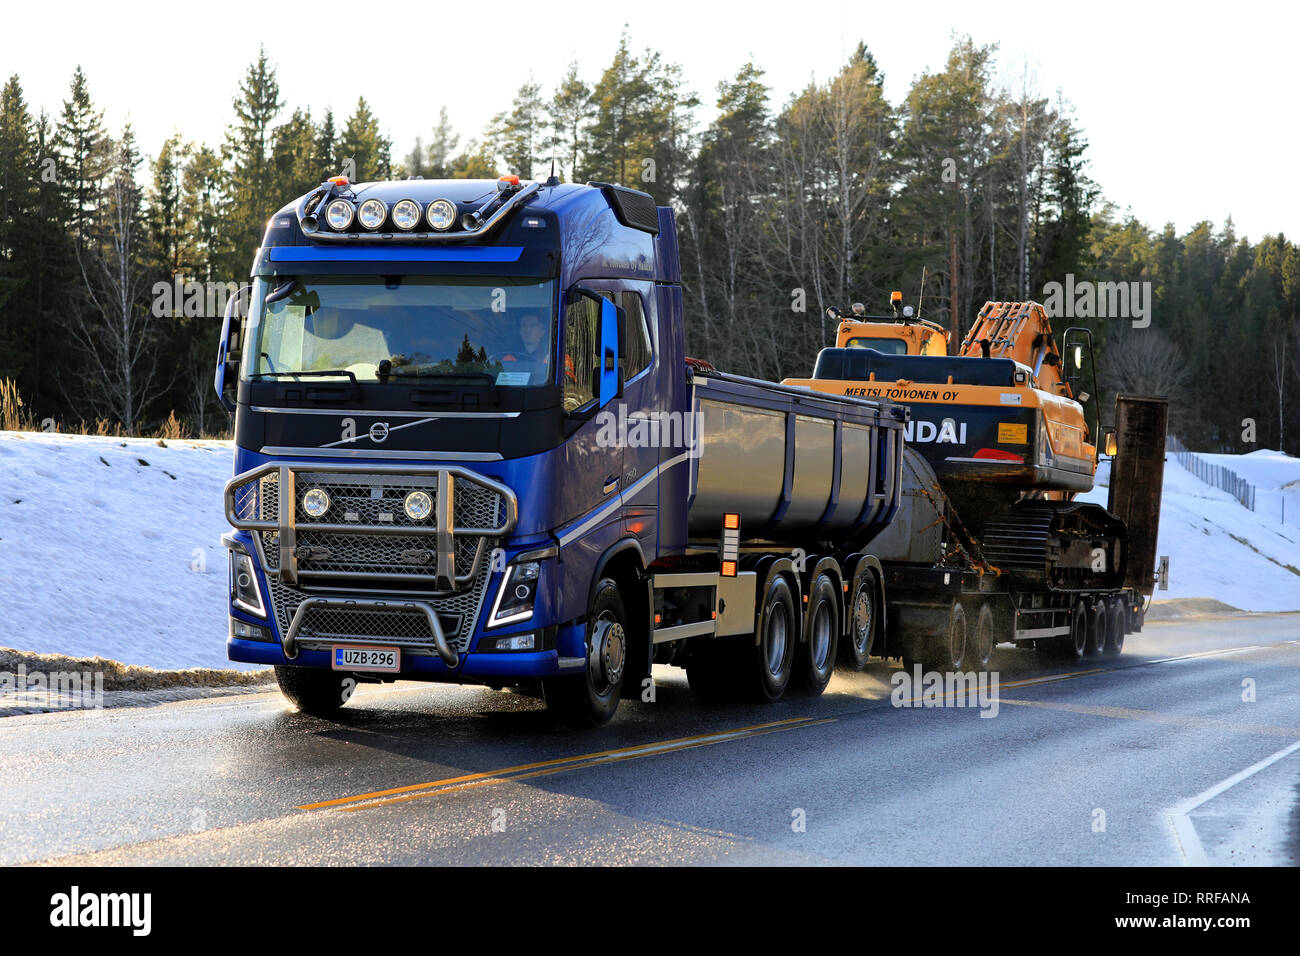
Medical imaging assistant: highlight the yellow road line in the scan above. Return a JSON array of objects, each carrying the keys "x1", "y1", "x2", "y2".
[
  {"x1": 338, "y1": 718, "x2": 837, "y2": 811},
  {"x1": 299, "y1": 715, "x2": 826, "y2": 811}
]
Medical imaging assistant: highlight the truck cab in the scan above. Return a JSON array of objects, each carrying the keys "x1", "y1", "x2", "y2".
[{"x1": 217, "y1": 175, "x2": 690, "y2": 723}]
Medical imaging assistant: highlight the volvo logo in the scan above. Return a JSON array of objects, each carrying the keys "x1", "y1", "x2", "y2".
[{"x1": 369, "y1": 422, "x2": 390, "y2": 443}]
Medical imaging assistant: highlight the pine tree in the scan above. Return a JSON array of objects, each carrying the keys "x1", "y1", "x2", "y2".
[
  {"x1": 427, "y1": 106, "x2": 459, "y2": 179},
  {"x1": 491, "y1": 78, "x2": 543, "y2": 179},
  {"x1": 53, "y1": 66, "x2": 109, "y2": 256},
  {"x1": 219, "y1": 47, "x2": 283, "y2": 278},
  {"x1": 585, "y1": 31, "x2": 658, "y2": 188},
  {"x1": 338, "y1": 96, "x2": 392, "y2": 182},
  {"x1": 0, "y1": 75, "x2": 39, "y2": 383},
  {"x1": 270, "y1": 106, "x2": 319, "y2": 198},
  {"x1": 548, "y1": 62, "x2": 592, "y2": 182},
  {"x1": 314, "y1": 107, "x2": 337, "y2": 178}
]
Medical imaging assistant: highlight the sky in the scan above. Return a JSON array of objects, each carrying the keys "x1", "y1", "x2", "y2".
[{"x1": 3, "y1": 0, "x2": 1295, "y2": 242}]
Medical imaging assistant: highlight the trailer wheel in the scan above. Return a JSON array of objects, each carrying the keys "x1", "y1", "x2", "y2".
[
  {"x1": 923, "y1": 600, "x2": 966, "y2": 673},
  {"x1": 971, "y1": 602, "x2": 995, "y2": 672},
  {"x1": 751, "y1": 575, "x2": 797, "y2": 701},
  {"x1": 274, "y1": 665, "x2": 357, "y2": 717},
  {"x1": 1085, "y1": 599, "x2": 1108, "y2": 658},
  {"x1": 794, "y1": 573, "x2": 839, "y2": 695},
  {"x1": 840, "y1": 570, "x2": 877, "y2": 671},
  {"x1": 1057, "y1": 601, "x2": 1088, "y2": 661},
  {"x1": 1104, "y1": 596, "x2": 1126, "y2": 657},
  {"x1": 544, "y1": 577, "x2": 627, "y2": 726}
]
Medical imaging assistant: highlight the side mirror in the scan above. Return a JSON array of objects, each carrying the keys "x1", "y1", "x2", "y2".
[
  {"x1": 598, "y1": 296, "x2": 623, "y2": 407},
  {"x1": 1102, "y1": 427, "x2": 1118, "y2": 457},
  {"x1": 214, "y1": 287, "x2": 249, "y2": 413},
  {"x1": 566, "y1": 286, "x2": 623, "y2": 416}
]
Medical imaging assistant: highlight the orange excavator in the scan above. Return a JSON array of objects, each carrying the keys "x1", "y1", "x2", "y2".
[{"x1": 784, "y1": 293, "x2": 1168, "y2": 667}]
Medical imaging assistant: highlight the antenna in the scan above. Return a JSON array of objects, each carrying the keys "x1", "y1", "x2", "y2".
[
  {"x1": 917, "y1": 265, "x2": 928, "y2": 319},
  {"x1": 544, "y1": 156, "x2": 560, "y2": 187}
]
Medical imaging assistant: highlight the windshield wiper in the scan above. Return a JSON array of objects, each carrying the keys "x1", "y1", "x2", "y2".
[
  {"x1": 250, "y1": 369, "x2": 361, "y2": 402},
  {"x1": 387, "y1": 369, "x2": 498, "y2": 384},
  {"x1": 265, "y1": 279, "x2": 298, "y2": 304},
  {"x1": 251, "y1": 369, "x2": 359, "y2": 385}
]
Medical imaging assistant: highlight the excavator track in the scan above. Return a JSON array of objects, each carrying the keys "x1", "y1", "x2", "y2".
[{"x1": 980, "y1": 500, "x2": 1127, "y2": 592}]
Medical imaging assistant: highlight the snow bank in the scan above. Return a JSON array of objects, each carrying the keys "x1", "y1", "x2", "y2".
[
  {"x1": 1081, "y1": 453, "x2": 1300, "y2": 612},
  {"x1": 0, "y1": 431, "x2": 261, "y2": 670},
  {"x1": 1193, "y1": 448, "x2": 1300, "y2": 529}
]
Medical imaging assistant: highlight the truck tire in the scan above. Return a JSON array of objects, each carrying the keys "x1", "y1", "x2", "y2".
[
  {"x1": 1085, "y1": 599, "x2": 1107, "y2": 658},
  {"x1": 839, "y1": 569, "x2": 877, "y2": 671},
  {"x1": 544, "y1": 578, "x2": 628, "y2": 726},
  {"x1": 1104, "y1": 596, "x2": 1126, "y2": 657},
  {"x1": 970, "y1": 601, "x2": 995, "y2": 672},
  {"x1": 1057, "y1": 601, "x2": 1088, "y2": 661},
  {"x1": 274, "y1": 665, "x2": 357, "y2": 717},
  {"x1": 794, "y1": 573, "x2": 839, "y2": 696},
  {"x1": 751, "y1": 574, "x2": 797, "y2": 702},
  {"x1": 922, "y1": 600, "x2": 966, "y2": 674}
]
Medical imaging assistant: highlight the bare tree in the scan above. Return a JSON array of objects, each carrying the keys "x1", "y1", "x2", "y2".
[
  {"x1": 1101, "y1": 325, "x2": 1194, "y2": 433},
  {"x1": 66, "y1": 127, "x2": 171, "y2": 433}
]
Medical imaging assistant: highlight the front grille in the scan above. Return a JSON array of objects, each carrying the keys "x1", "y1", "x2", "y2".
[
  {"x1": 240, "y1": 469, "x2": 505, "y2": 586},
  {"x1": 226, "y1": 463, "x2": 516, "y2": 650},
  {"x1": 267, "y1": 555, "x2": 492, "y2": 654}
]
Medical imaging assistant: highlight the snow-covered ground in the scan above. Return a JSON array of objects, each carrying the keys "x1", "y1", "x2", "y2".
[
  {"x1": 1, "y1": 431, "x2": 1298, "y2": 673},
  {"x1": 0, "y1": 431, "x2": 255, "y2": 671},
  {"x1": 1193, "y1": 449, "x2": 1300, "y2": 530},
  {"x1": 1080, "y1": 451, "x2": 1300, "y2": 612}
]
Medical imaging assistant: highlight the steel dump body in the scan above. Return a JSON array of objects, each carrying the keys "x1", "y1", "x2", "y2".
[{"x1": 687, "y1": 371, "x2": 905, "y2": 546}]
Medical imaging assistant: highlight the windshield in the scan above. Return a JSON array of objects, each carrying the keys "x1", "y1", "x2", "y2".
[
  {"x1": 242, "y1": 275, "x2": 557, "y2": 386},
  {"x1": 845, "y1": 336, "x2": 908, "y2": 355}
]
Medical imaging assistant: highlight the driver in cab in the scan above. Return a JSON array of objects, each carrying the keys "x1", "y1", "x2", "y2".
[{"x1": 494, "y1": 311, "x2": 554, "y2": 382}]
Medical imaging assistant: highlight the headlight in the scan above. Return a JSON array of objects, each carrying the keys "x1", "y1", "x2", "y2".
[
  {"x1": 425, "y1": 198, "x2": 456, "y2": 231},
  {"x1": 325, "y1": 199, "x2": 354, "y2": 230},
  {"x1": 391, "y1": 199, "x2": 421, "y2": 230},
  {"x1": 302, "y1": 488, "x2": 331, "y2": 517},
  {"x1": 403, "y1": 490, "x2": 433, "y2": 521},
  {"x1": 357, "y1": 198, "x2": 387, "y2": 230},
  {"x1": 231, "y1": 550, "x2": 266, "y2": 617},
  {"x1": 490, "y1": 560, "x2": 540, "y2": 626}
]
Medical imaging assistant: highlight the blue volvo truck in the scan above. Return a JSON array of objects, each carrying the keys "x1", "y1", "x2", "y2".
[{"x1": 216, "y1": 174, "x2": 908, "y2": 724}]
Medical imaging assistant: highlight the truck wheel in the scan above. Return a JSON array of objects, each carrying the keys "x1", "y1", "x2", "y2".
[
  {"x1": 970, "y1": 601, "x2": 995, "y2": 672},
  {"x1": 928, "y1": 600, "x2": 967, "y2": 673},
  {"x1": 1085, "y1": 599, "x2": 1108, "y2": 658},
  {"x1": 839, "y1": 570, "x2": 877, "y2": 671},
  {"x1": 1104, "y1": 596, "x2": 1126, "y2": 657},
  {"x1": 751, "y1": 575, "x2": 797, "y2": 702},
  {"x1": 274, "y1": 665, "x2": 357, "y2": 717},
  {"x1": 795, "y1": 573, "x2": 839, "y2": 696},
  {"x1": 544, "y1": 578, "x2": 627, "y2": 726},
  {"x1": 1058, "y1": 601, "x2": 1088, "y2": 661}
]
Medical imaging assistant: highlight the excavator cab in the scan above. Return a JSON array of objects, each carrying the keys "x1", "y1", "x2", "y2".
[{"x1": 1061, "y1": 327, "x2": 1101, "y2": 456}]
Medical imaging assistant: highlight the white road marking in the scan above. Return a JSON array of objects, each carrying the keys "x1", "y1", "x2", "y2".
[{"x1": 1168, "y1": 738, "x2": 1300, "y2": 866}]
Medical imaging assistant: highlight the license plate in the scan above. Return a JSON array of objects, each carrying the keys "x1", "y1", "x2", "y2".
[{"x1": 332, "y1": 645, "x2": 400, "y2": 673}]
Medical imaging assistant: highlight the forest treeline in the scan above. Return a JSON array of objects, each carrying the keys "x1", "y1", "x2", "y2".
[{"x1": 0, "y1": 34, "x2": 1296, "y2": 450}]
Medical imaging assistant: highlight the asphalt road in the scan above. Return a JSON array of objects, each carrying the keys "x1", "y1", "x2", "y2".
[{"x1": 2, "y1": 613, "x2": 1297, "y2": 866}]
